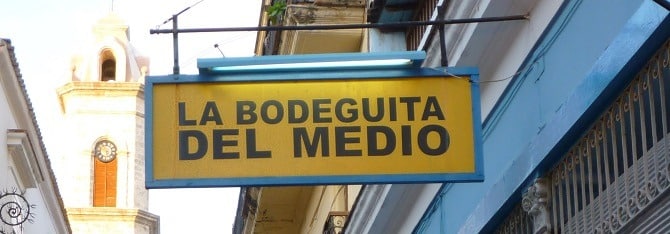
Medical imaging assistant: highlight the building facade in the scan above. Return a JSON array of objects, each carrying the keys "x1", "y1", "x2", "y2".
[
  {"x1": 348, "y1": 0, "x2": 670, "y2": 233},
  {"x1": 51, "y1": 14, "x2": 159, "y2": 234},
  {"x1": 1, "y1": 39, "x2": 70, "y2": 233},
  {"x1": 237, "y1": 0, "x2": 670, "y2": 233}
]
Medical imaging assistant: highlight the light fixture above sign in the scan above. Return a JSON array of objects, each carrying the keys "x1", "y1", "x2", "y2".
[{"x1": 197, "y1": 51, "x2": 425, "y2": 74}]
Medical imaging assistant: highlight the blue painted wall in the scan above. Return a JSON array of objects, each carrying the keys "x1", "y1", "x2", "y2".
[{"x1": 416, "y1": 0, "x2": 670, "y2": 233}]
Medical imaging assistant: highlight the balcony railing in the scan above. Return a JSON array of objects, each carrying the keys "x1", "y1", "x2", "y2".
[
  {"x1": 495, "y1": 32, "x2": 670, "y2": 234},
  {"x1": 406, "y1": 0, "x2": 439, "y2": 51}
]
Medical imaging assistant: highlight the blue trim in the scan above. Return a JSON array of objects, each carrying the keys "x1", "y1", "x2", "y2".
[
  {"x1": 146, "y1": 172, "x2": 483, "y2": 189},
  {"x1": 145, "y1": 52, "x2": 483, "y2": 188},
  {"x1": 444, "y1": 67, "x2": 485, "y2": 181},
  {"x1": 469, "y1": 72, "x2": 485, "y2": 183},
  {"x1": 145, "y1": 74, "x2": 155, "y2": 190}
]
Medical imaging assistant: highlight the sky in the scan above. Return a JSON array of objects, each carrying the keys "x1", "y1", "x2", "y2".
[{"x1": 1, "y1": 0, "x2": 262, "y2": 233}]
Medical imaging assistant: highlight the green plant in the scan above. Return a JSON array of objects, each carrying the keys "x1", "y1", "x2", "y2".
[{"x1": 267, "y1": 0, "x2": 287, "y2": 25}]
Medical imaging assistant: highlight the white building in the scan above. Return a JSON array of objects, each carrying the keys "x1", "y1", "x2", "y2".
[{"x1": 0, "y1": 38, "x2": 70, "y2": 233}]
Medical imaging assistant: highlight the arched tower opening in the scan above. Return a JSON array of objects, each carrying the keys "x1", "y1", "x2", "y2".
[{"x1": 100, "y1": 49, "x2": 116, "y2": 81}]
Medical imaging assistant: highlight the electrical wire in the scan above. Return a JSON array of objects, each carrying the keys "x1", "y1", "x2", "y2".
[
  {"x1": 182, "y1": 32, "x2": 254, "y2": 68},
  {"x1": 477, "y1": 71, "x2": 522, "y2": 83},
  {"x1": 155, "y1": 0, "x2": 205, "y2": 30},
  {"x1": 444, "y1": 70, "x2": 520, "y2": 84}
]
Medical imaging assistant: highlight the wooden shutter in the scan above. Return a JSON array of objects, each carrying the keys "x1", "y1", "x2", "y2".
[{"x1": 93, "y1": 158, "x2": 117, "y2": 207}]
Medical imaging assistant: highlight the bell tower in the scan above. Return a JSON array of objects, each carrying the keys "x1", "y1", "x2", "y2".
[{"x1": 54, "y1": 13, "x2": 159, "y2": 233}]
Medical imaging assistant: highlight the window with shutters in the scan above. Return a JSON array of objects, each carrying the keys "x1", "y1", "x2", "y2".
[{"x1": 93, "y1": 156, "x2": 117, "y2": 207}]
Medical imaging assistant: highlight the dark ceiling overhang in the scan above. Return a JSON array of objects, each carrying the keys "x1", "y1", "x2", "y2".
[{"x1": 368, "y1": 0, "x2": 419, "y2": 24}]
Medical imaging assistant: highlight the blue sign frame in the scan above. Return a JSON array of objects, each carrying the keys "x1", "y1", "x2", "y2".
[{"x1": 145, "y1": 51, "x2": 484, "y2": 188}]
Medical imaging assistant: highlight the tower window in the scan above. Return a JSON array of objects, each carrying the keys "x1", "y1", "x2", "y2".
[
  {"x1": 100, "y1": 49, "x2": 117, "y2": 81},
  {"x1": 93, "y1": 158, "x2": 117, "y2": 207},
  {"x1": 101, "y1": 59, "x2": 116, "y2": 81},
  {"x1": 93, "y1": 139, "x2": 118, "y2": 207}
]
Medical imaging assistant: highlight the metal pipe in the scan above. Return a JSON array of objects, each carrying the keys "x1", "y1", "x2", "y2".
[
  {"x1": 437, "y1": 4, "x2": 448, "y2": 67},
  {"x1": 439, "y1": 25, "x2": 447, "y2": 67},
  {"x1": 172, "y1": 15, "x2": 179, "y2": 75},
  {"x1": 150, "y1": 15, "x2": 528, "y2": 34},
  {"x1": 163, "y1": 0, "x2": 203, "y2": 75}
]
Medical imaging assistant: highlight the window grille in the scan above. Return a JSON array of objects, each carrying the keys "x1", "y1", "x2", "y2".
[
  {"x1": 495, "y1": 205, "x2": 534, "y2": 234},
  {"x1": 406, "y1": 0, "x2": 439, "y2": 51},
  {"x1": 494, "y1": 41, "x2": 670, "y2": 233},
  {"x1": 323, "y1": 211, "x2": 348, "y2": 234},
  {"x1": 550, "y1": 41, "x2": 670, "y2": 234}
]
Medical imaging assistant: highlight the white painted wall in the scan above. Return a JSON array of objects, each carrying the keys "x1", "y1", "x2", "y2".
[{"x1": 424, "y1": 0, "x2": 564, "y2": 119}]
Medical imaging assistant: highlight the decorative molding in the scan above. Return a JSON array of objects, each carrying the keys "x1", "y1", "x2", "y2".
[
  {"x1": 0, "y1": 188, "x2": 35, "y2": 233},
  {"x1": 522, "y1": 178, "x2": 551, "y2": 234},
  {"x1": 7, "y1": 130, "x2": 42, "y2": 189},
  {"x1": 324, "y1": 211, "x2": 348, "y2": 234},
  {"x1": 56, "y1": 82, "x2": 144, "y2": 97},
  {"x1": 66, "y1": 208, "x2": 160, "y2": 234},
  {"x1": 288, "y1": 5, "x2": 316, "y2": 24}
]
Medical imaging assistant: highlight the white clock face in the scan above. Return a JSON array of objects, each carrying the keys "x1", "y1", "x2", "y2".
[{"x1": 95, "y1": 140, "x2": 117, "y2": 163}]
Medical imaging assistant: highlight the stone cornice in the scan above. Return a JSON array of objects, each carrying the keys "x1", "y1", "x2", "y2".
[
  {"x1": 66, "y1": 207, "x2": 159, "y2": 226},
  {"x1": 57, "y1": 82, "x2": 144, "y2": 98}
]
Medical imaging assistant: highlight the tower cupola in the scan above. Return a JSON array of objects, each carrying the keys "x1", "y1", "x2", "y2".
[{"x1": 69, "y1": 13, "x2": 149, "y2": 83}]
